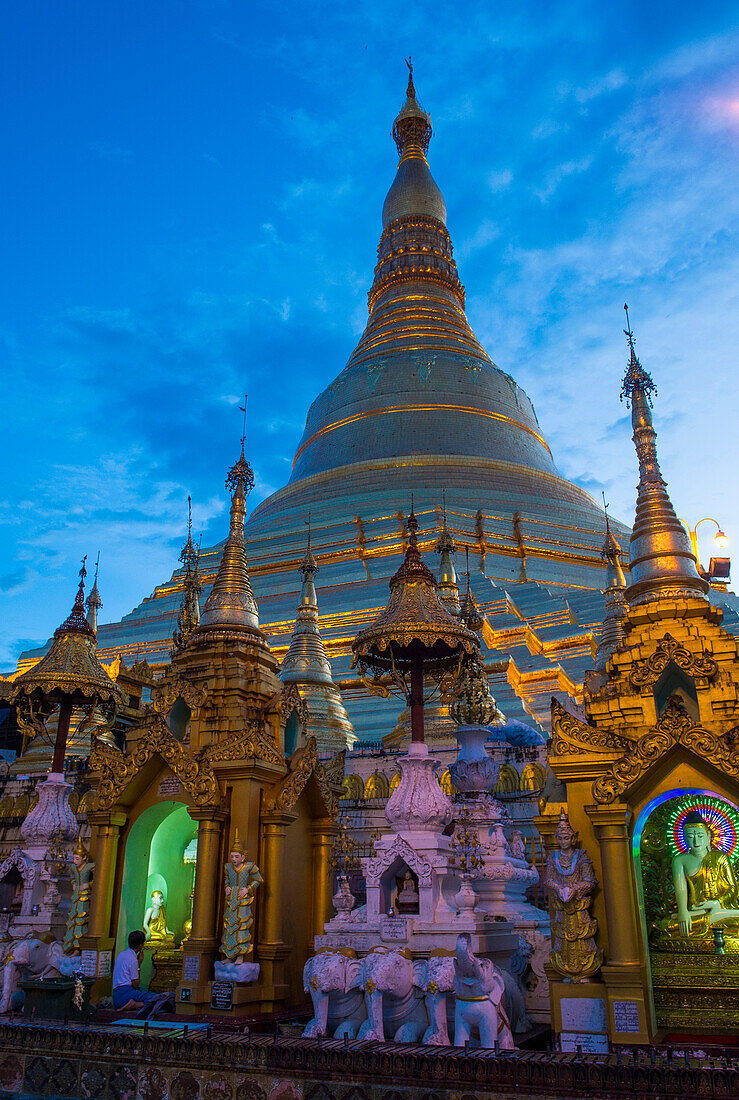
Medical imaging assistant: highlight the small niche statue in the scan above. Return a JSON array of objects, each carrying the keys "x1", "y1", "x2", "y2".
[
  {"x1": 143, "y1": 890, "x2": 175, "y2": 944},
  {"x1": 62, "y1": 835, "x2": 94, "y2": 955},
  {"x1": 396, "y1": 869, "x2": 419, "y2": 914},
  {"x1": 220, "y1": 829, "x2": 263, "y2": 964},
  {"x1": 545, "y1": 810, "x2": 603, "y2": 982}
]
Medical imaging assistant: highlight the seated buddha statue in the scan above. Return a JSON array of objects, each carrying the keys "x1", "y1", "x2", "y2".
[
  {"x1": 660, "y1": 811, "x2": 739, "y2": 944},
  {"x1": 143, "y1": 890, "x2": 175, "y2": 945},
  {"x1": 396, "y1": 870, "x2": 419, "y2": 914}
]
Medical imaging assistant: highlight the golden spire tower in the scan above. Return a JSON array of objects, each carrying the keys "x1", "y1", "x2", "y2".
[
  {"x1": 85, "y1": 551, "x2": 103, "y2": 635},
  {"x1": 620, "y1": 305, "x2": 708, "y2": 606},
  {"x1": 281, "y1": 519, "x2": 356, "y2": 755},
  {"x1": 435, "y1": 491, "x2": 461, "y2": 615},
  {"x1": 595, "y1": 501, "x2": 627, "y2": 672},
  {"x1": 197, "y1": 448, "x2": 260, "y2": 633}
]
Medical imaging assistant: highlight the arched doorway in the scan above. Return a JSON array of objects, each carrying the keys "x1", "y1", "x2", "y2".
[{"x1": 115, "y1": 802, "x2": 198, "y2": 983}]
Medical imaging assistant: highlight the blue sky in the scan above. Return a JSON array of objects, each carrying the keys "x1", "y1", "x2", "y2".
[{"x1": 1, "y1": 0, "x2": 738, "y2": 668}]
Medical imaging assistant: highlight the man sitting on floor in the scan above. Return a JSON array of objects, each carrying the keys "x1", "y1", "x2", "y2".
[{"x1": 112, "y1": 930, "x2": 163, "y2": 1012}]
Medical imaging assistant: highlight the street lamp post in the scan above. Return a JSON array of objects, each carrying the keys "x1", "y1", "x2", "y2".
[{"x1": 679, "y1": 518, "x2": 728, "y2": 573}]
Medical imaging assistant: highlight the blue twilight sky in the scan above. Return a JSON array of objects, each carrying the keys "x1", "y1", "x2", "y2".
[{"x1": 1, "y1": 1, "x2": 738, "y2": 668}]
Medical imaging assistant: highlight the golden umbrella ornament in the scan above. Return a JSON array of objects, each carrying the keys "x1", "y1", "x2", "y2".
[
  {"x1": 351, "y1": 504, "x2": 479, "y2": 744},
  {"x1": 10, "y1": 558, "x2": 125, "y2": 774}
]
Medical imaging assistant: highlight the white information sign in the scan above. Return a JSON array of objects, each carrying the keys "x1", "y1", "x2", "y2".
[
  {"x1": 561, "y1": 1031, "x2": 610, "y2": 1053},
  {"x1": 380, "y1": 917, "x2": 408, "y2": 942},
  {"x1": 80, "y1": 950, "x2": 98, "y2": 977},
  {"x1": 97, "y1": 950, "x2": 112, "y2": 977},
  {"x1": 182, "y1": 955, "x2": 200, "y2": 981},
  {"x1": 613, "y1": 1000, "x2": 641, "y2": 1033},
  {"x1": 561, "y1": 996, "x2": 607, "y2": 1033}
]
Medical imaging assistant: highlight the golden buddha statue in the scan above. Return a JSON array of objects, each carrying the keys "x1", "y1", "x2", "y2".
[
  {"x1": 143, "y1": 890, "x2": 175, "y2": 944},
  {"x1": 659, "y1": 810, "x2": 739, "y2": 946}
]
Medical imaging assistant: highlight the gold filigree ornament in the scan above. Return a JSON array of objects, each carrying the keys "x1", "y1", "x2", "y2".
[
  {"x1": 550, "y1": 697, "x2": 633, "y2": 757},
  {"x1": 280, "y1": 682, "x2": 310, "y2": 731},
  {"x1": 200, "y1": 719, "x2": 284, "y2": 769},
  {"x1": 263, "y1": 736, "x2": 336, "y2": 817},
  {"x1": 151, "y1": 673, "x2": 207, "y2": 717},
  {"x1": 629, "y1": 632, "x2": 718, "y2": 690},
  {"x1": 90, "y1": 712, "x2": 220, "y2": 810},
  {"x1": 593, "y1": 696, "x2": 739, "y2": 805}
]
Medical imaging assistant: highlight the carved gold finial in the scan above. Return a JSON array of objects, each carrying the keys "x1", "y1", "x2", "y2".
[{"x1": 405, "y1": 56, "x2": 415, "y2": 99}]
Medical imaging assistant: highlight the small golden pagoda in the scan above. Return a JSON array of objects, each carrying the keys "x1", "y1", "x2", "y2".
[{"x1": 545, "y1": 309, "x2": 739, "y2": 1043}]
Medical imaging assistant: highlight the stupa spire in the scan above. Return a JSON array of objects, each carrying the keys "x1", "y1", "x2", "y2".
[
  {"x1": 595, "y1": 498, "x2": 627, "y2": 671},
  {"x1": 460, "y1": 547, "x2": 483, "y2": 633},
  {"x1": 86, "y1": 552, "x2": 103, "y2": 634},
  {"x1": 436, "y1": 490, "x2": 461, "y2": 615},
  {"x1": 198, "y1": 441, "x2": 259, "y2": 633},
  {"x1": 620, "y1": 305, "x2": 708, "y2": 606},
  {"x1": 382, "y1": 61, "x2": 448, "y2": 232},
  {"x1": 281, "y1": 519, "x2": 356, "y2": 752},
  {"x1": 172, "y1": 496, "x2": 203, "y2": 653}
]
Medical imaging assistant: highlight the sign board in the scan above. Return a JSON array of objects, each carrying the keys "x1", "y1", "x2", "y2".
[
  {"x1": 210, "y1": 981, "x2": 234, "y2": 1011},
  {"x1": 80, "y1": 950, "x2": 98, "y2": 977},
  {"x1": 158, "y1": 773, "x2": 182, "y2": 797},
  {"x1": 380, "y1": 917, "x2": 408, "y2": 943},
  {"x1": 561, "y1": 1031, "x2": 610, "y2": 1053},
  {"x1": 613, "y1": 1000, "x2": 641, "y2": 1033},
  {"x1": 561, "y1": 997, "x2": 607, "y2": 1033},
  {"x1": 180, "y1": 988, "x2": 192, "y2": 1002},
  {"x1": 97, "y1": 950, "x2": 112, "y2": 977},
  {"x1": 182, "y1": 955, "x2": 200, "y2": 981}
]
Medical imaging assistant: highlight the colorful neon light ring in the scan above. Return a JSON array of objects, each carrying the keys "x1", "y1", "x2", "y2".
[{"x1": 669, "y1": 797, "x2": 739, "y2": 857}]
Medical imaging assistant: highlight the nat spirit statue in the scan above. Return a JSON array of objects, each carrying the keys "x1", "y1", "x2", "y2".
[
  {"x1": 143, "y1": 890, "x2": 175, "y2": 944},
  {"x1": 220, "y1": 830, "x2": 263, "y2": 964},
  {"x1": 545, "y1": 810, "x2": 603, "y2": 981},
  {"x1": 660, "y1": 810, "x2": 739, "y2": 944},
  {"x1": 62, "y1": 836, "x2": 94, "y2": 955}
]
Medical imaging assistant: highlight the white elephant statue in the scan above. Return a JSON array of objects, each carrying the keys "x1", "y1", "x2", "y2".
[
  {"x1": 0, "y1": 938, "x2": 70, "y2": 1014},
  {"x1": 302, "y1": 950, "x2": 364, "y2": 1038},
  {"x1": 414, "y1": 954, "x2": 455, "y2": 1045},
  {"x1": 358, "y1": 947, "x2": 427, "y2": 1042},
  {"x1": 453, "y1": 933, "x2": 516, "y2": 1051}
]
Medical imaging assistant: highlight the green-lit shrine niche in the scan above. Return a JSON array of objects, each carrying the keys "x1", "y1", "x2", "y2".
[
  {"x1": 634, "y1": 790, "x2": 739, "y2": 1032},
  {"x1": 116, "y1": 802, "x2": 198, "y2": 960}
]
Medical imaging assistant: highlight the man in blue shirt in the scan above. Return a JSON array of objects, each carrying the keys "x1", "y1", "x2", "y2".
[{"x1": 111, "y1": 930, "x2": 162, "y2": 1011}]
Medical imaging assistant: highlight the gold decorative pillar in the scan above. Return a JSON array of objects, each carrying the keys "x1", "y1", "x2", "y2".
[
  {"x1": 187, "y1": 808, "x2": 225, "y2": 947},
  {"x1": 587, "y1": 802, "x2": 654, "y2": 1044},
  {"x1": 257, "y1": 808, "x2": 297, "y2": 1009},
  {"x1": 310, "y1": 817, "x2": 338, "y2": 940},
  {"x1": 83, "y1": 809, "x2": 127, "y2": 946},
  {"x1": 174, "y1": 805, "x2": 225, "y2": 1011}
]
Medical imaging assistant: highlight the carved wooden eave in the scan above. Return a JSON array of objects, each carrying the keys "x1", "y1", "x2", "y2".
[
  {"x1": 263, "y1": 736, "x2": 337, "y2": 819},
  {"x1": 592, "y1": 696, "x2": 739, "y2": 806},
  {"x1": 549, "y1": 697, "x2": 632, "y2": 784},
  {"x1": 90, "y1": 712, "x2": 221, "y2": 811},
  {"x1": 628, "y1": 632, "x2": 719, "y2": 691}
]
